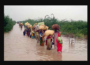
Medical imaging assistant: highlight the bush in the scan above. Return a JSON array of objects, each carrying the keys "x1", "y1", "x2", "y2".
[
  {"x1": 76, "y1": 33, "x2": 84, "y2": 38},
  {"x1": 18, "y1": 14, "x2": 87, "y2": 38},
  {"x1": 4, "y1": 15, "x2": 16, "y2": 32}
]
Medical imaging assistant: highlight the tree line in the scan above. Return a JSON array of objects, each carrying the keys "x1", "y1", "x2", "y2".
[
  {"x1": 4, "y1": 15, "x2": 16, "y2": 32},
  {"x1": 18, "y1": 15, "x2": 87, "y2": 38}
]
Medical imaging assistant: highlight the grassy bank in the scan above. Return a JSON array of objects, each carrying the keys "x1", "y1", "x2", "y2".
[
  {"x1": 18, "y1": 15, "x2": 87, "y2": 39},
  {"x1": 4, "y1": 15, "x2": 16, "y2": 32}
]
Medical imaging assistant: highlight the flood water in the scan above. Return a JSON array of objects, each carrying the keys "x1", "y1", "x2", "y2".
[{"x1": 4, "y1": 24, "x2": 87, "y2": 61}]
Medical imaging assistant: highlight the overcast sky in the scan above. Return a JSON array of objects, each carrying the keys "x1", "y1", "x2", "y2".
[{"x1": 4, "y1": 5, "x2": 87, "y2": 22}]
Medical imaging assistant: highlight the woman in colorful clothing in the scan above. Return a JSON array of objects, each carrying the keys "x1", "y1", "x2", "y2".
[
  {"x1": 36, "y1": 30, "x2": 40, "y2": 43},
  {"x1": 27, "y1": 28, "x2": 29, "y2": 37},
  {"x1": 33, "y1": 29, "x2": 35, "y2": 38},
  {"x1": 28, "y1": 28, "x2": 30, "y2": 37},
  {"x1": 32, "y1": 30, "x2": 34, "y2": 39},
  {"x1": 39, "y1": 30, "x2": 43, "y2": 46},
  {"x1": 41, "y1": 30, "x2": 45, "y2": 46},
  {"x1": 27, "y1": 27, "x2": 29, "y2": 36},
  {"x1": 30, "y1": 26, "x2": 33, "y2": 38},
  {"x1": 23, "y1": 28, "x2": 27, "y2": 36},
  {"x1": 44, "y1": 36, "x2": 47, "y2": 46},
  {"x1": 20, "y1": 25, "x2": 22, "y2": 30},
  {"x1": 52, "y1": 24, "x2": 60, "y2": 50},
  {"x1": 53, "y1": 30, "x2": 59, "y2": 49},
  {"x1": 51, "y1": 35, "x2": 54, "y2": 49},
  {"x1": 34, "y1": 26, "x2": 37, "y2": 39},
  {"x1": 35, "y1": 30, "x2": 37, "y2": 39},
  {"x1": 32, "y1": 28, "x2": 35, "y2": 39},
  {"x1": 56, "y1": 32, "x2": 63, "y2": 53},
  {"x1": 46, "y1": 34, "x2": 52, "y2": 50},
  {"x1": 29, "y1": 28, "x2": 31, "y2": 38},
  {"x1": 30, "y1": 30, "x2": 31, "y2": 38}
]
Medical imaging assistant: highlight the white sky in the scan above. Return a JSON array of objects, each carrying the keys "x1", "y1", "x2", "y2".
[{"x1": 4, "y1": 5, "x2": 87, "y2": 22}]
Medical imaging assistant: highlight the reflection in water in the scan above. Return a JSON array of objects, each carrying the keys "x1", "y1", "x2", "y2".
[
  {"x1": 56, "y1": 53, "x2": 62, "y2": 61},
  {"x1": 4, "y1": 24, "x2": 87, "y2": 61}
]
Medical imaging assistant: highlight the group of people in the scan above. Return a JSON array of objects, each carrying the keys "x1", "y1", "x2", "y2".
[{"x1": 22, "y1": 23, "x2": 63, "y2": 53}]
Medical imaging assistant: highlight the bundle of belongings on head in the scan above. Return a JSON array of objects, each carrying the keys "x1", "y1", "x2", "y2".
[
  {"x1": 44, "y1": 30, "x2": 54, "y2": 36},
  {"x1": 38, "y1": 23, "x2": 49, "y2": 30},
  {"x1": 52, "y1": 24, "x2": 60, "y2": 31},
  {"x1": 25, "y1": 22, "x2": 32, "y2": 28},
  {"x1": 19, "y1": 23, "x2": 23, "y2": 26}
]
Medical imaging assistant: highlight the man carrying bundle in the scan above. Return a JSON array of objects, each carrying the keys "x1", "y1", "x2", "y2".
[{"x1": 44, "y1": 30, "x2": 54, "y2": 50}]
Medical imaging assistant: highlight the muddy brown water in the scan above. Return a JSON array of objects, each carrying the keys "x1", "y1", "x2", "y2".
[{"x1": 4, "y1": 24, "x2": 87, "y2": 61}]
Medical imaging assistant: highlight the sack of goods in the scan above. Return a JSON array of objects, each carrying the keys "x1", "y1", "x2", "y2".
[
  {"x1": 30, "y1": 25, "x2": 32, "y2": 28},
  {"x1": 44, "y1": 26, "x2": 49, "y2": 30},
  {"x1": 38, "y1": 22, "x2": 44, "y2": 26},
  {"x1": 52, "y1": 24, "x2": 60, "y2": 30},
  {"x1": 33, "y1": 23, "x2": 37, "y2": 26},
  {"x1": 27, "y1": 24, "x2": 30, "y2": 28},
  {"x1": 25, "y1": 22, "x2": 29, "y2": 26},
  {"x1": 44, "y1": 30, "x2": 54, "y2": 36},
  {"x1": 25, "y1": 23, "x2": 32, "y2": 28},
  {"x1": 25, "y1": 23, "x2": 28, "y2": 26},
  {"x1": 39, "y1": 25, "x2": 46, "y2": 30},
  {"x1": 33, "y1": 23, "x2": 37, "y2": 29},
  {"x1": 39, "y1": 25, "x2": 49, "y2": 30},
  {"x1": 20, "y1": 23, "x2": 23, "y2": 26}
]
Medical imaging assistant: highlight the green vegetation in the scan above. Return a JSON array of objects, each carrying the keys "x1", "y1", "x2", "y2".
[
  {"x1": 18, "y1": 15, "x2": 87, "y2": 38},
  {"x1": 4, "y1": 15, "x2": 16, "y2": 32}
]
